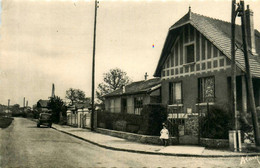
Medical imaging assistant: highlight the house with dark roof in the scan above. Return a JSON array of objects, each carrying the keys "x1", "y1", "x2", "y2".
[
  {"x1": 154, "y1": 6, "x2": 260, "y2": 144},
  {"x1": 99, "y1": 78, "x2": 164, "y2": 134},
  {"x1": 104, "y1": 78, "x2": 161, "y2": 115}
]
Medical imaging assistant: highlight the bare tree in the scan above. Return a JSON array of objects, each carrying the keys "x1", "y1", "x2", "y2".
[{"x1": 96, "y1": 68, "x2": 131, "y2": 103}]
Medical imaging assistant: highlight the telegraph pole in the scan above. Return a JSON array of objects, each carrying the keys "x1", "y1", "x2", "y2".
[
  {"x1": 231, "y1": 0, "x2": 238, "y2": 133},
  {"x1": 23, "y1": 97, "x2": 26, "y2": 113},
  {"x1": 91, "y1": 0, "x2": 99, "y2": 131},
  {"x1": 239, "y1": 0, "x2": 260, "y2": 146}
]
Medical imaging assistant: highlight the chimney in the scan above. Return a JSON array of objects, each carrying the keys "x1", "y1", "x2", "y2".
[
  {"x1": 245, "y1": 5, "x2": 257, "y2": 55},
  {"x1": 51, "y1": 83, "x2": 55, "y2": 98},
  {"x1": 144, "y1": 72, "x2": 148, "y2": 80}
]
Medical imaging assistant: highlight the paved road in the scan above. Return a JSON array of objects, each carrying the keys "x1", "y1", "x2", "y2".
[{"x1": 0, "y1": 118, "x2": 259, "y2": 168}]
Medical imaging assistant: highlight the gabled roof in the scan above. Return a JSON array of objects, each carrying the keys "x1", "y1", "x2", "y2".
[
  {"x1": 154, "y1": 10, "x2": 260, "y2": 78},
  {"x1": 68, "y1": 102, "x2": 91, "y2": 110},
  {"x1": 104, "y1": 78, "x2": 161, "y2": 97}
]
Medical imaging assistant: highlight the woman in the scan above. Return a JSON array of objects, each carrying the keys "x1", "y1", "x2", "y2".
[{"x1": 160, "y1": 123, "x2": 169, "y2": 146}]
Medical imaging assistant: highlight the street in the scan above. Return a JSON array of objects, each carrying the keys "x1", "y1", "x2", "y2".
[{"x1": 0, "y1": 118, "x2": 259, "y2": 168}]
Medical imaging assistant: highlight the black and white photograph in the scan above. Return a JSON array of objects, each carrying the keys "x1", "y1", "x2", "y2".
[{"x1": 1, "y1": 0, "x2": 260, "y2": 167}]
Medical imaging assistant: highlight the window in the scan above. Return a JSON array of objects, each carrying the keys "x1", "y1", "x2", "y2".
[
  {"x1": 134, "y1": 97, "x2": 143, "y2": 115},
  {"x1": 109, "y1": 99, "x2": 115, "y2": 112},
  {"x1": 169, "y1": 82, "x2": 182, "y2": 104},
  {"x1": 198, "y1": 76, "x2": 215, "y2": 102},
  {"x1": 186, "y1": 44, "x2": 195, "y2": 63}
]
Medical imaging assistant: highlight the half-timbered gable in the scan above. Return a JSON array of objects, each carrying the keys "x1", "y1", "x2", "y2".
[{"x1": 160, "y1": 24, "x2": 233, "y2": 79}]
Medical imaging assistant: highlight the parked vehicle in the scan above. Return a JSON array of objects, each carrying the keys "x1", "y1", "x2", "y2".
[{"x1": 37, "y1": 113, "x2": 52, "y2": 128}]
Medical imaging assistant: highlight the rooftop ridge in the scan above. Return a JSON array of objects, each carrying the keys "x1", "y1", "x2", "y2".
[
  {"x1": 191, "y1": 11, "x2": 260, "y2": 32},
  {"x1": 191, "y1": 12, "x2": 237, "y2": 26}
]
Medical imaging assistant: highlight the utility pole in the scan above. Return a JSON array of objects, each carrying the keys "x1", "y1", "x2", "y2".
[
  {"x1": 230, "y1": 0, "x2": 242, "y2": 152},
  {"x1": 91, "y1": 0, "x2": 99, "y2": 131},
  {"x1": 239, "y1": 0, "x2": 260, "y2": 146},
  {"x1": 23, "y1": 97, "x2": 25, "y2": 112},
  {"x1": 231, "y1": 0, "x2": 238, "y2": 133}
]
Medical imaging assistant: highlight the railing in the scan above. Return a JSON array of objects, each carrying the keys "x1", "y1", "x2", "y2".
[
  {"x1": 197, "y1": 97, "x2": 216, "y2": 103},
  {"x1": 165, "y1": 119, "x2": 179, "y2": 138}
]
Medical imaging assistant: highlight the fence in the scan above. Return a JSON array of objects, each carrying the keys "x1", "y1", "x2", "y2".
[{"x1": 67, "y1": 109, "x2": 91, "y2": 128}]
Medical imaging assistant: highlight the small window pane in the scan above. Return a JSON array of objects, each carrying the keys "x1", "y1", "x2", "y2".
[
  {"x1": 219, "y1": 59, "x2": 224, "y2": 67},
  {"x1": 186, "y1": 44, "x2": 195, "y2": 63},
  {"x1": 213, "y1": 60, "x2": 218, "y2": 68}
]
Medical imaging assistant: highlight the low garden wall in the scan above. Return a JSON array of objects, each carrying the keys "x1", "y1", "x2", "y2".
[
  {"x1": 200, "y1": 138, "x2": 229, "y2": 148},
  {"x1": 96, "y1": 128, "x2": 178, "y2": 145},
  {"x1": 96, "y1": 128, "x2": 229, "y2": 148}
]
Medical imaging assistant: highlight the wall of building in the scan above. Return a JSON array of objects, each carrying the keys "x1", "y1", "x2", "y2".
[
  {"x1": 162, "y1": 70, "x2": 235, "y2": 113},
  {"x1": 105, "y1": 93, "x2": 151, "y2": 114},
  {"x1": 127, "y1": 96, "x2": 134, "y2": 114}
]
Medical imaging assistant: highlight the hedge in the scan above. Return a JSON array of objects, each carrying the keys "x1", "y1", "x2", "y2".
[{"x1": 97, "y1": 104, "x2": 167, "y2": 136}]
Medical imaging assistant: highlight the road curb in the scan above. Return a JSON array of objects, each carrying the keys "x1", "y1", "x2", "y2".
[{"x1": 51, "y1": 126, "x2": 260, "y2": 158}]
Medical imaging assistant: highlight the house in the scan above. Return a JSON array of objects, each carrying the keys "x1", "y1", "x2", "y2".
[
  {"x1": 99, "y1": 78, "x2": 165, "y2": 134},
  {"x1": 153, "y1": 6, "x2": 260, "y2": 144},
  {"x1": 104, "y1": 78, "x2": 161, "y2": 115}
]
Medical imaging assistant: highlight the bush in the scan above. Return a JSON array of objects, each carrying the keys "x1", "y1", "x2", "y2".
[
  {"x1": 0, "y1": 117, "x2": 14, "y2": 128},
  {"x1": 200, "y1": 103, "x2": 233, "y2": 139},
  {"x1": 141, "y1": 104, "x2": 168, "y2": 136}
]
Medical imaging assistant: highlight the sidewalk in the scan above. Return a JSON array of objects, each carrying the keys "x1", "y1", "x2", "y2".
[{"x1": 52, "y1": 124, "x2": 260, "y2": 157}]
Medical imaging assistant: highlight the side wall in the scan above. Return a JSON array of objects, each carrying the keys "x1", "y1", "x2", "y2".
[{"x1": 105, "y1": 94, "x2": 151, "y2": 114}]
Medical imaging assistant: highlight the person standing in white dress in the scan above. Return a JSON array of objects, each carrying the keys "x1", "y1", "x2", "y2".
[{"x1": 160, "y1": 124, "x2": 169, "y2": 146}]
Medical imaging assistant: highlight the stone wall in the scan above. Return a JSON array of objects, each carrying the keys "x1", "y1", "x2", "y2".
[
  {"x1": 200, "y1": 138, "x2": 229, "y2": 148},
  {"x1": 185, "y1": 115, "x2": 199, "y2": 136},
  {"x1": 96, "y1": 128, "x2": 178, "y2": 145}
]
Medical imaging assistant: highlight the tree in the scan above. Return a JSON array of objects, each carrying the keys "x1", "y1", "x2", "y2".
[
  {"x1": 11, "y1": 104, "x2": 22, "y2": 117},
  {"x1": 96, "y1": 68, "x2": 131, "y2": 103},
  {"x1": 48, "y1": 96, "x2": 66, "y2": 123},
  {"x1": 65, "y1": 88, "x2": 87, "y2": 105}
]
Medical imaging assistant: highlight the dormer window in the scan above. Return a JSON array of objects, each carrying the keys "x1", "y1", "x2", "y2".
[{"x1": 185, "y1": 44, "x2": 195, "y2": 63}]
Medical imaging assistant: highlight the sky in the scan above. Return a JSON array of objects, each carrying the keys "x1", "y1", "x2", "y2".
[{"x1": 0, "y1": 0, "x2": 260, "y2": 107}]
